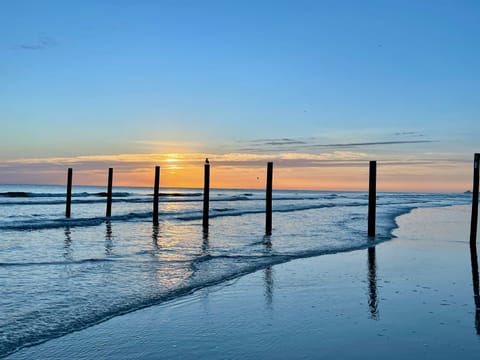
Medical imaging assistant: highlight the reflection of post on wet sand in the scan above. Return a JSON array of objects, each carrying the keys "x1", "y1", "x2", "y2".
[
  {"x1": 261, "y1": 236, "x2": 273, "y2": 308},
  {"x1": 104, "y1": 220, "x2": 113, "y2": 255},
  {"x1": 264, "y1": 266, "x2": 274, "y2": 308},
  {"x1": 152, "y1": 224, "x2": 160, "y2": 250},
  {"x1": 469, "y1": 241, "x2": 480, "y2": 335},
  {"x1": 201, "y1": 230, "x2": 209, "y2": 253},
  {"x1": 63, "y1": 226, "x2": 73, "y2": 260},
  {"x1": 368, "y1": 246, "x2": 379, "y2": 320}
]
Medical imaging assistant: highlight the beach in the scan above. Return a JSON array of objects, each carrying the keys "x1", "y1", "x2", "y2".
[
  {"x1": 2, "y1": 1, "x2": 478, "y2": 357},
  {"x1": 5, "y1": 204, "x2": 479, "y2": 359},
  {"x1": 2, "y1": 0, "x2": 479, "y2": 357}
]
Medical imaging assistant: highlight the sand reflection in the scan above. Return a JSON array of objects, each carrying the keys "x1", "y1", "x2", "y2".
[
  {"x1": 264, "y1": 266, "x2": 274, "y2": 309},
  {"x1": 63, "y1": 226, "x2": 73, "y2": 261},
  {"x1": 368, "y1": 246, "x2": 379, "y2": 320},
  {"x1": 104, "y1": 220, "x2": 114, "y2": 255},
  {"x1": 152, "y1": 223, "x2": 160, "y2": 251},
  {"x1": 201, "y1": 230, "x2": 210, "y2": 254},
  {"x1": 469, "y1": 241, "x2": 480, "y2": 335}
]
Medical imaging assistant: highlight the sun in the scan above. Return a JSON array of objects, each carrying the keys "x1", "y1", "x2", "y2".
[
  {"x1": 163, "y1": 155, "x2": 182, "y2": 173},
  {"x1": 164, "y1": 153, "x2": 182, "y2": 163}
]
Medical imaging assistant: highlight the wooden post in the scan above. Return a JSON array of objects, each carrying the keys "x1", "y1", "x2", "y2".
[
  {"x1": 266, "y1": 162, "x2": 273, "y2": 235},
  {"x1": 106, "y1": 168, "x2": 113, "y2": 217},
  {"x1": 368, "y1": 161, "x2": 377, "y2": 237},
  {"x1": 65, "y1": 168, "x2": 72, "y2": 218},
  {"x1": 471, "y1": 153, "x2": 480, "y2": 244},
  {"x1": 202, "y1": 159, "x2": 210, "y2": 229},
  {"x1": 153, "y1": 166, "x2": 160, "y2": 225}
]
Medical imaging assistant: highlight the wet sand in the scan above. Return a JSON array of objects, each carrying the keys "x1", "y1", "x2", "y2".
[{"x1": 6, "y1": 205, "x2": 480, "y2": 359}]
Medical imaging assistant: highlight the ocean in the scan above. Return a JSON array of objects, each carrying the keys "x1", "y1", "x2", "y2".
[{"x1": 0, "y1": 184, "x2": 472, "y2": 357}]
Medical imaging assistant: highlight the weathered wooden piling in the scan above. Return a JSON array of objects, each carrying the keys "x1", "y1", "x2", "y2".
[
  {"x1": 368, "y1": 161, "x2": 377, "y2": 237},
  {"x1": 471, "y1": 153, "x2": 480, "y2": 244},
  {"x1": 153, "y1": 166, "x2": 160, "y2": 225},
  {"x1": 266, "y1": 162, "x2": 273, "y2": 235},
  {"x1": 106, "y1": 168, "x2": 113, "y2": 217},
  {"x1": 65, "y1": 168, "x2": 72, "y2": 218},
  {"x1": 202, "y1": 159, "x2": 210, "y2": 229}
]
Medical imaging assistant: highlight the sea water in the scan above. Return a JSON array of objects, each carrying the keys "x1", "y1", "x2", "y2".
[{"x1": 0, "y1": 184, "x2": 471, "y2": 357}]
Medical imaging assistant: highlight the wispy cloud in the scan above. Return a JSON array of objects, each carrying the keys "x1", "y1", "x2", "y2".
[
  {"x1": 245, "y1": 138, "x2": 308, "y2": 146},
  {"x1": 17, "y1": 34, "x2": 57, "y2": 51},
  {"x1": 236, "y1": 136, "x2": 435, "y2": 153},
  {"x1": 393, "y1": 131, "x2": 425, "y2": 137},
  {"x1": 311, "y1": 140, "x2": 435, "y2": 148},
  {"x1": 0, "y1": 151, "x2": 366, "y2": 175},
  {"x1": 0, "y1": 150, "x2": 465, "y2": 171}
]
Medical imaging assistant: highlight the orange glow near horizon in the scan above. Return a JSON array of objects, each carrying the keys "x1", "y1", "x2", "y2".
[
  {"x1": 0, "y1": 152, "x2": 473, "y2": 193},
  {"x1": 36, "y1": 164, "x2": 473, "y2": 193}
]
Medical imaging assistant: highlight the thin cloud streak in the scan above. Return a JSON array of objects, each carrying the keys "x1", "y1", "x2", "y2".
[
  {"x1": 235, "y1": 136, "x2": 436, "y2": 154},
  {"x1": 17, "y1": 35, "x2": 57, "y2": 50},
  {"x1": 312, "y1": 140, "x2": 435, "y2": 147},
  {"x1": 0, "y1": 151, "x2": 468, "y2": 171},
  {"x1": 393, "y1": 131, "x2": 425, "y2": 137},
  {"x1": 244, "y1": 138, "x2": 309, "y2": 146},
  {"x1": 0, "y1": 150, "x2": 369, "y2": 168}
]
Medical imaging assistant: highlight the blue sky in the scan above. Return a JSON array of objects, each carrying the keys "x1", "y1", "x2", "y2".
[{"x1": 0, "y1": 0, "x2": 478, "y2": 190}]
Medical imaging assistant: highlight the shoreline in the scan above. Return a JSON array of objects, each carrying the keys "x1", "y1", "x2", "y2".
[
  {"x1": 0, "y1": 198, "x2": 417, "y2": 358},
  {"x1": 2, "y1": 190, "x2": 471, "y2": 358},
  {"x1": 6, "y1": 204, "x2": 480, "y2": 359}
]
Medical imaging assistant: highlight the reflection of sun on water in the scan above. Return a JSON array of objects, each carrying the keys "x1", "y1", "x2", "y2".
[
  {"x1": 148, "y1": 220, "x2": 201, "y2": 288},
  {"x1": 161, "y1": 201, "x2": 185, "y2": 214}
]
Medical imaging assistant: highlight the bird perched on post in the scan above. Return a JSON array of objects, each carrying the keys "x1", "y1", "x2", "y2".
[{"x1": 205, "y1": 158, "x2": 209, "y2": 164}]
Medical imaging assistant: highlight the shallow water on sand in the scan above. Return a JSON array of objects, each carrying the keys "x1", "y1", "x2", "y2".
[
  {"x1": 6, "y1": 205, "x2": 480, "y2": 360},
  {"x1": 0, "y1": 184, "x2": 472, "y2": 357}
]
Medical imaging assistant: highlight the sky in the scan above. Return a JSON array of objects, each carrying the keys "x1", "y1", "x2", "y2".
[{"x1": 0, "y1": 0, "x2": 479, "y2": 191}]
